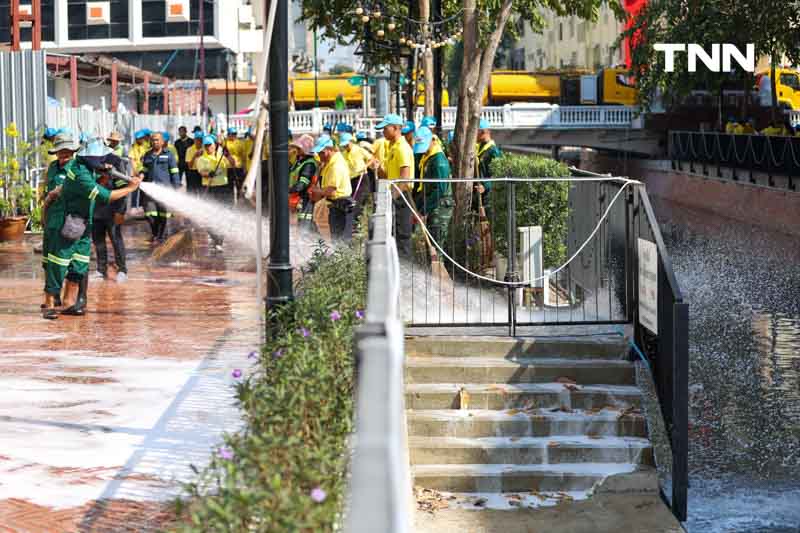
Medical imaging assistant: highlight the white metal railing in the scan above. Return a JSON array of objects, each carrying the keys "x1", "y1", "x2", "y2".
[
  {"x1": 346, "y1": 180, "x2": 408, "y2": 533},
  {"x1": 46, "y1": 103, "x2": 642, "y2": 145}
]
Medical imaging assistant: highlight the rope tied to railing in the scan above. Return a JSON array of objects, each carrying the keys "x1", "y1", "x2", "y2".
[{"x1": 389, "y1": 176, "x2": 641, "y2": 287}]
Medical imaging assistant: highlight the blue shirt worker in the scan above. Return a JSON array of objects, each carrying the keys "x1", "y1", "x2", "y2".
[
  {"x1": 42, "y1": 134, "x2": 140, "y2": 319},
  {"x1": 139, "y1": 132, "x2": 180, "y2": 243}
]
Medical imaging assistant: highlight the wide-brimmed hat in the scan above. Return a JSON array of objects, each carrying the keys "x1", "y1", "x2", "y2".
[
  {"x1": 48, "y1": 133, "x2": 80, "y2": 153},
  {"x1": 106, "y1": 131, "x2": 123, "y2": 142},
  {"x1": 290, "y1": 134, "x2": 314, "y2": 155}
]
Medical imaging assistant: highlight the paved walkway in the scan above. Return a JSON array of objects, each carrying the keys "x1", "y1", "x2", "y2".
[{"x1": 0, "y1": 226, "x2": 261, "y2": 532}]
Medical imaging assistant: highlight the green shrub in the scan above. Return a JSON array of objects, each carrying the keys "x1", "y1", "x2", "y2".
[
  {"x1": 175, "y1": 241, "x2": 367, "y2": 532},
  {"x1": 488, "y1": 154, "x2": 571, "y2": 268}
]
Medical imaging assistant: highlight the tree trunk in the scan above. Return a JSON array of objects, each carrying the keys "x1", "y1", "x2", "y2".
[
  {"x1": 451, "y1": 0, "x2": 514, "y2": 225},
  {"x1": 420, "y1": 0, "x2": 434, "y2": 116},
  {"x1": 770, "y1": 62, "x2": 778, "y2": 121}
]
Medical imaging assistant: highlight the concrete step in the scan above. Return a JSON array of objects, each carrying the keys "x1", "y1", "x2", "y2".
[
  {"x1": 405, "y1": 336, "x2": 628, "y2": 360},
  {"x1": 412, "y1": 462, "x2": 644, "y2": 493},
  {"x1": 405, "y1": 357, "x2": 634, "y2": 385},
  {"x1": 409, "y1": 436, "x2": 654, "y2": 466},
  {"x1": 407, "y1": 409, "x2": 648, "y2": 438},
  {"x1": 405, "y1": 382, "x2": 642, "y2": 411}
]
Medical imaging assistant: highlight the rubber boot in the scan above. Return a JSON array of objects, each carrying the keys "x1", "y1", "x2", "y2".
[
  {"x1": 42, "y1": 293, "x2": 58, "y2": 319},
  {"x1": 77, "y1": 275, "x2": 88, "y2": 309}
]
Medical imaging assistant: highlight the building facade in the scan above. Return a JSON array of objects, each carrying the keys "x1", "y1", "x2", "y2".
[
  {"x1": 515, "y1": 3, "x2": 625, "y2": 71},
  {"x1": 1, "y1": 0, "x2": 263, "y2": 79}
]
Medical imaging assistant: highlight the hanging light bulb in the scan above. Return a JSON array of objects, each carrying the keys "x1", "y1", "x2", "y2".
[
  {"x1": 361, "y1": 15, "x2": 370, "y2": 22},
  {"x1": 387, "y1": 21, "x2": 396, "y2": 31},
  {"x1": 373, "y1": 11, "x2": 381, "y2": 18},
  {"x1": 377, "y1": 29, "x2": 385, "y2": 37},
  {"x1": 399, "y1": 37, "x2": 406, "y2": 44},
  {"x1": 355, "y1": 7, "x2": 363, "y2": 15}
]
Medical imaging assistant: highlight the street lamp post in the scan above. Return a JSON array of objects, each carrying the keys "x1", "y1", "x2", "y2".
[
  {"x1": 314, "y1": 26, "x2": 319, "y2": 108},
  {"x1": 266, "y1": 0, "x2": 293, "y2": 326}
]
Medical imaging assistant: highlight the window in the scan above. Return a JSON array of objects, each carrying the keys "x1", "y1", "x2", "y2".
[
  {"x1": 142, "y1": 0, "x2": 213, "y2": 38},
  {"x1": 0, "y1": 0, "x2": 56, "y2": 43},
  {"x1": 68, "y1": 0, "x2": 128, "y2": 40},
  {"x1": 780, "y1": 73, "x2": 800, "y2": 90}
]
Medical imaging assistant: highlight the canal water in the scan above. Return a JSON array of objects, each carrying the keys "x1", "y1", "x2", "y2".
[{"x1": 651, "y1": 198, "x2": 800, "y2": 533}]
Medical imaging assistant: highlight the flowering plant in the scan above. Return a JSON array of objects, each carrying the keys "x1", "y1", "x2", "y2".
[{"x1": 0, "y1": 123, "x2": 42, "y2": 220}]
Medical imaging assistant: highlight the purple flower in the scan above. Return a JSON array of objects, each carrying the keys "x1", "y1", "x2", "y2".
[
  {"x1": 232, "y1": 369, "x2": 242, "y2": 379},
  {"x1": 218, "y1": 446, "x2": 234, "y2": 460},
  {"x1": 299, "y1": 327, "x2": 310, "y2": 338},
  {"x1": 330, "y1": 310, "x2": 341, "y2": 322},
  {"x1": 272, "y1": 349, "x2": 284, "y2": 359},
  {"x1": 248, "y1": 350, "x2": 258, "y2": 359},
  {"x1": 310, "y1": 487, "x2": 327, "y2": 503},
  {"x1": 355, "y1": 309, "x2": 364, "y2": 320}
]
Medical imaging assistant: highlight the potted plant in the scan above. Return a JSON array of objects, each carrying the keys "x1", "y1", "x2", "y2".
[{"x1": 0, "y1": 122, "x2": 39, "y2": 242}]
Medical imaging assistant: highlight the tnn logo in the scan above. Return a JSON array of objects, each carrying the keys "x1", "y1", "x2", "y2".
[{"x1": 654, "y1": 44, "x2": 755, "y2": 73}]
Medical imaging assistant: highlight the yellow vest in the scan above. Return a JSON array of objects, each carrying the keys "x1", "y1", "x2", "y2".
[
  {"x1": 224, "y1": 138, "x2": 244, "y2": 168},
  {"x1": 197, "y1": 150, "x2": 229, "y2": 187}
]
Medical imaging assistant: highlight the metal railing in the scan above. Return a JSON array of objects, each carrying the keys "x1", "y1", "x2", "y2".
[
  {"x1": 346, "y1": 181, "x2": 410, "y2": 533},
  {"x1": 669, "y1": 130, "x2": 800, "y2": 189},
  {"x1": 398, "y1": 171, "x2": 687, "y2": 521}
]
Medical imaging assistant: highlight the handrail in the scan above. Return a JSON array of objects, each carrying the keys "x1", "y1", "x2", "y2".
[
  {"x1": 346, "y1": 180, "x2": 409, "y2": 533},
  {"x1": 636, "y1": 187, "x2": 684, "y2": 302}
]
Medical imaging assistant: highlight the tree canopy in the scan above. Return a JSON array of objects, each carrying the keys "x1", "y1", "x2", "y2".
[{"x1": 621, "y1": 0, "x2": 800, "y2": 111}]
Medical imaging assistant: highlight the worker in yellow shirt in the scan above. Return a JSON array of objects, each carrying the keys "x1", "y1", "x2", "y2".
[
  {"x1": 311, "y1": 135, "x2": 353, "y2": 241},
  {"x1": 760, "y1": 120, "x2": 788, "y2": 136},
  {"x1": 376, "y1": 113, "x2": 414, "y2": 256},
  {"x1": 196, "y1": 135, "x2": 236, "y2": 250},
  {"x1": 725, "y1": 117, "x2": 739, "y2": 134},
  {"x1": 339, "y1": 132, "x2": 372, "y2": 226},
  {"x1": 184, "y1": 131, "x2": 205, "y2": 194},
  {"x1": 223, "y1": 127, "x2": 245, "y2": 199},
  {"x1": 129, "y1": 130, "x2": 150, "y2": 173}
]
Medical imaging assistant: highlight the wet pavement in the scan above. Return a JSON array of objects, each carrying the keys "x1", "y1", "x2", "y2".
[{"x1": 0, "y1": 224, "x2": 262, "y2": 532}]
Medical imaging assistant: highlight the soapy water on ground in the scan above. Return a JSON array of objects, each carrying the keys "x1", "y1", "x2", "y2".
[{"x1": 653, "y1": 199, "x2": 800, "y2": 532}]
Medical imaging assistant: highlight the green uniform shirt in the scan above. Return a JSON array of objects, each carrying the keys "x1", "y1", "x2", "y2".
[
  {"x1": 476, "y1": 140, "x2": 501, "y2": 190},
  {"x1": 44, "y1": 161, "x2": 68, "y2": 230},
  {"x1": 61, "y1": 159, "x2": 111, "y2": 237},
  {"x1": 418, "y1": 150, "x2": 452, "y2": 214}
]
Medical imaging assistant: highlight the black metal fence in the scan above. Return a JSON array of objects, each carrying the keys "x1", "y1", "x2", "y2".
[
  {"x1": 395, "y1": 171, "x2": 688, "y2": 521},
  {"x1": 670, "y1": 130, "x2": 800, "y2": 189}
]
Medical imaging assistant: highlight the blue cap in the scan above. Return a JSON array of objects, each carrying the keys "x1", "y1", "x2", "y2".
[
  {"x1": 77, "y1": 137, "x2": 112, "y2": 157},
  {"x1": 323, "y1": 122, "x2": 332, "y2": 132},
  {"x1": 413, "y1": 126, "x2": 433, "y2": 154},
  {"x1": 479, "y1": 119, "x2": 490, "y2": 130},
  {"x1": 401, "y1": 120, "x2": 416, "y2": 134},
  {"x1": 44, "y1": 127, "x2": 59, "y2": 138},
  {"x1": 202, "y1": 135, "x2": 216, "y2": 146},
  {"x1": 336, "y1": 122, "x2": 353, "y2": 133},
  {"x1": 227, "y1": 127, "x2": 237, "y2": 135},
  {"x1": 142, "y1": 128, "x2": 152, "y2": 136},
  {"x1": 194, "y1": 131, "x2": 204, "y2": 140},
  {"x1": 312, "y1": 135, "x2": 335, "y2": 154},
  {"x1": 375, "y1": 113, "x2": 404, "y2": 129},
  {"x1": 339, "y1": 132, "x2": 354, "y2": 146},
  {"x1": 134, "y1": 129, "x2": 147, "y2": 140},
  {"x1": 356, "y1": 131, "x2": 367, "y2": 141},
  {"x1": 421, "y1": 116, "x2": 437, "y2": 127},
  {"x1": 163, "y1": 131, "x2": 170, "y2": 141}
]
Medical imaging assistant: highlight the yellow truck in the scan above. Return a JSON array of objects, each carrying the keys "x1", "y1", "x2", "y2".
[{"x1": 756, "y1": 68, "x2": 800, "y2": 110}]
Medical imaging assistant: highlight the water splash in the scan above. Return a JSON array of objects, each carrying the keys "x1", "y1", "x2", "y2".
[{"x1": 138, "y1": 183, "x2": 324, "y2": 263}]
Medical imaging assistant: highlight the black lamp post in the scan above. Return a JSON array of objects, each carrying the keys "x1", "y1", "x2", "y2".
[{"x1": 266, "y1": 0, "x2": 293, "y2": 327}]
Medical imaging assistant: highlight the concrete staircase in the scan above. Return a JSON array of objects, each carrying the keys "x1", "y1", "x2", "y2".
[{"x1": 405, "y1": 336, "x2": 655, "y2": 511}]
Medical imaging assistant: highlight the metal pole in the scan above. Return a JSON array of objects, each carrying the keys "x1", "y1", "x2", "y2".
[
  {"x1": 225, "y1": 53, "x2": 230, "y2": 128},
  {"x1": 505, "y1": 181, "x2": 518, "y2": 337},
  {"x1": 200, "y1": 0, "x2": 206, "y2": 128},
  {"x1": 432, "y1": 0, "x2": 443, "y2": 131},
  {"x1": 111, "y1": 61, "x2": 118, "y2": 112},
  {"x1": 267, "y1": 0, "x2": 293, "y2": 327},
  {"x1": 314, "y1": 26, "x2": 319, "y2": 108},
  {"x1": 70, "y1": 55, "x2": 79, "y2": 107}
]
